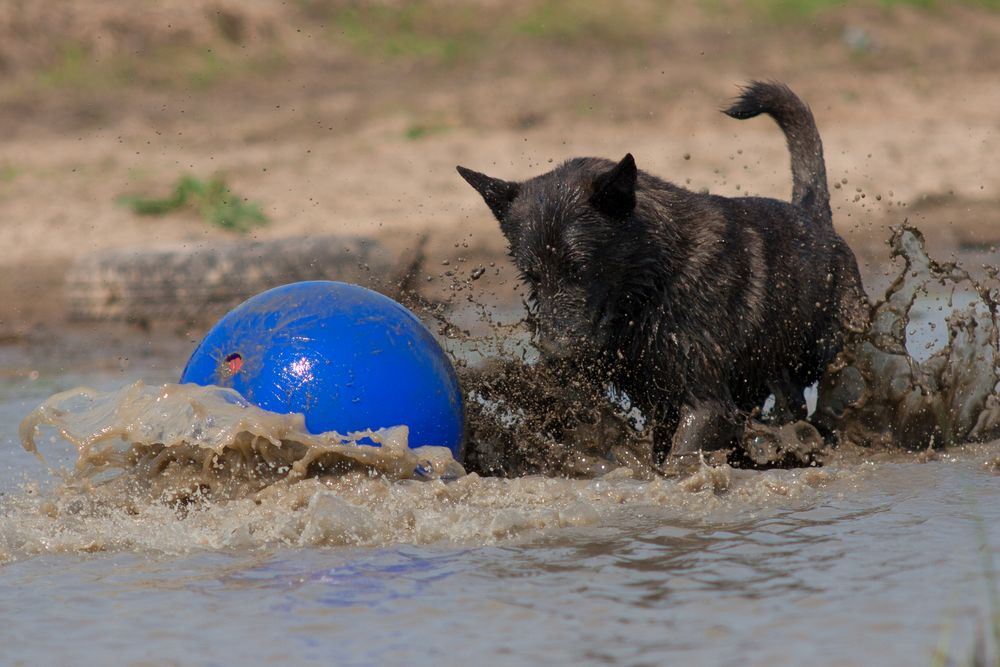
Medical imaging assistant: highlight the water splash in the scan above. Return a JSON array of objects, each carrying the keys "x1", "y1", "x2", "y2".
[
  {"x1": 5, "y1": 226, "x2": 1000, "y2": 559},
  {"x1": 461, "y1": 359, "x2": 656, "y2": 478},
  {"x1": 18, "y1": 381, "x2": 465, "y2": 502},
  {"x1": 3, "y1": 378, "x2": 853, "y2": 559},
  {"x1": 460, "y1": 224, "x2": 1000, "y2": 470},
  {"x1": 817, "y1": 225, "x2": 1000, "y2": 450}
]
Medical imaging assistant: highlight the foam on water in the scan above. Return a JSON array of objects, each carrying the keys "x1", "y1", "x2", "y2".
[{"x1": 5, "y1": 378, "x2": 858, "y2": 559}]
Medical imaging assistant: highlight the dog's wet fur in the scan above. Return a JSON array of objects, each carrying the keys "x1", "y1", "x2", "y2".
[{"x1": 458, "y1": 81, "x2": 868, "y2": 460}]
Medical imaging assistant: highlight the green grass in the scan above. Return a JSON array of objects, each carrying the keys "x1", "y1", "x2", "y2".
[
  {"x1": 320, "y1": 1, "x2": 668, "y2": 63},
  {"x1": 120, "y1": 175, "x2": 268, "y2": 233},
  {"x1": 314, "y1": 0, "x2": 1000, "y2": 65},
  {"x1": 404, "y1": 115, "x2": 451, "y2": 140},
  {"x1": 185, "y1": 49, "x2": 229, "y2": 89},
  {"x1": 21, "y1": 0, "x2": 1000, "y2": 93},
  {"x1": 327, "y1": 4, "x2": 478, "y2": 62},
  {"x1": 754, "y1": 0, "x2": 1000, "y2": 19},
  {"x1": 35, "y1": 38, "x2": 283, "y2": 92},
  {"x1": 0, "y1": 165, "x2": 19, "y2": 183},
  {"x1": 38, "y1": 44, "x2": 99, "y2": 88},
  {"x1": 514, "y1": 0, "x2": 668, "y2": 44}
]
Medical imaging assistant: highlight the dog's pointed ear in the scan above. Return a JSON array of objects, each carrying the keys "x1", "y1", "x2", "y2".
[
  {"x1": 590, "y1": 154, "x2": 637, "y2": 218},
  {"x1": 457, "y1": 166, "x2": 520, "y2": 222}
]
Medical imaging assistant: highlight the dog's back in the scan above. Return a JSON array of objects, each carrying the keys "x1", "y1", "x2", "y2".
[
  {"x1": 723, "y1": 82, "x2": 868, "y2": 410},
  {"x1": 606, "y1": 83, "x2": 867, "y2": 434},
  {"x1": 611, "y1": 176, "x2": 861, "y2": 422}
]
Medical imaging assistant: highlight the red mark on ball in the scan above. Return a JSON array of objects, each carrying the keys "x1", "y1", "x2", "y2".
[{"x1": 225, "y1": 353, "x2": 243, "y2": 374}]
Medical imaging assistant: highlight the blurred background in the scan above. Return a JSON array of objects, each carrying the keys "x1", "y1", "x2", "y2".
[{"x1": 0, "y1": 0, "x2": 998, "y2": 341}]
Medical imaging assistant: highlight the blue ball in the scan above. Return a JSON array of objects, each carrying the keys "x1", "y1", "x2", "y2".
[{"x1": 180, "y1": 281, "x2": 464, "y2": 456}]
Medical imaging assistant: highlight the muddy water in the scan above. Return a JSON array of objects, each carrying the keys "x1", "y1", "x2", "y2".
[
  {"x1": 2, "y1": 388, "x2": 997, "y2": 665},
  {"x1": 3, "y1": 232, "x2": 1000, "y2": 665}
]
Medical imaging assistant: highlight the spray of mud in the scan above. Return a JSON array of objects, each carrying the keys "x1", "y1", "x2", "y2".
[
  {"x1": 816, "y1": 224, "x2": 1000, "y2": 449},
  {"x1": 4, "y1": 225, "x2": 1000, "y2": 558},
  {"x1": 460, "y1": 223, "x2": 1000, "y2": 473},
  {"x1": 7, "y1": 379, "x2": 843, "y2": 559},
  {"x1": 461, "y1": 360, "x2": 657, "y2": 478},
  {"x1": 18, "y1": 382, "x2": 465, "y2": 499}
]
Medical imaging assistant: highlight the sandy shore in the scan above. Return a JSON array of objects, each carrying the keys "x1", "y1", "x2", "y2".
[{"x1": 0, "y1": 1, "x2": 998, "y2": 338}]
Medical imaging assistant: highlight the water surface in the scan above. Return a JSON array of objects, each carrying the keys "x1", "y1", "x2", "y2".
[
  {"x1": 1, "y1": 354, "x2": 997, "y2": 665},
  {"x1": 3, "y1": 230, "x2": 1000, "y2": 666}
]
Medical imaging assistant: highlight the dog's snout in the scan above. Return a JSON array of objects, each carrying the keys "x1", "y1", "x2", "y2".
[{"x1": 534, "y1": 314, "x2": 597, "y2": 359}]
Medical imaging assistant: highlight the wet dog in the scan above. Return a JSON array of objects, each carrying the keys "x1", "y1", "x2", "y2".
[{"x1": 457, "y1": 81, "x2": 868, "y2": 459}]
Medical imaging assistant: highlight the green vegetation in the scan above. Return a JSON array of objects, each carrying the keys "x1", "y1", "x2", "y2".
[
  {"x1": 35, "y1": 39, "x2": 283, "y2": 92},
  {"x1": 38, "y1": 44, "x2": 90, "y2": 87},
  {"x1": 184, "y1": 49, "x2": 229, "y2": 89},
  {"x1": 756, "y1": 0, "x2": 1000, "y2": 19},
  {"x1": 319, "y1": 1, "x2": 668, "y2": 62},
  {"x1": 328, "y1": 4, "x2": 477, "y2": 61},
  {"x1": 120, "y1": 175, "x2": 268, "y2": 233},
  {"x1": 513, "y1": 0, "x2": 668, "y2": 45},
  {"x1": 319, "y1": 0, "x2": 1000, "y2": 57},
  {"x1": 404, "y1": 116, "x2": 451, "y2": 140},
  {"x1": 9, "y1": 0, "x2": 1000, "y2": 99},
  {"x1": 0, "y1": 166, "x2": 19, "y2": 183},
  {"x1": 16, "y1": 0, "x2": 1000, "y2": 92}
]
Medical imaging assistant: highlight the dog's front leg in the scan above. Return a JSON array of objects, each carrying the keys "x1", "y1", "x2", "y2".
[
  {"x1": 667, "y1": 397, "x2": 743, "y2": 457},
  {"x1": 767, "y1": 368, "x2": 808, "y2": 423}
]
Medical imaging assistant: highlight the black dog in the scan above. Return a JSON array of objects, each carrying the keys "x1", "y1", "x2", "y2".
[{"x1": 458, "y1": 81, "x2": 868, "y2": 459}]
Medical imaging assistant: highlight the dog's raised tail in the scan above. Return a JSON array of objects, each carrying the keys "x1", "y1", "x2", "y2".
[{"x1": 724, "y1": 81, "x2": 831, "y2": 226}]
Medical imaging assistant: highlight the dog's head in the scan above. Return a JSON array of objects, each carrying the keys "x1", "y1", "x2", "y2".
[{"x1": 457, "y1": 155, "x2": 641, "y2": 360}]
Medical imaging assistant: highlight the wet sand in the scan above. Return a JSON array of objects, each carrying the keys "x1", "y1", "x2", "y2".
[{"x1": 1, "y1": 2, "x2": 999, "y2": 338}]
